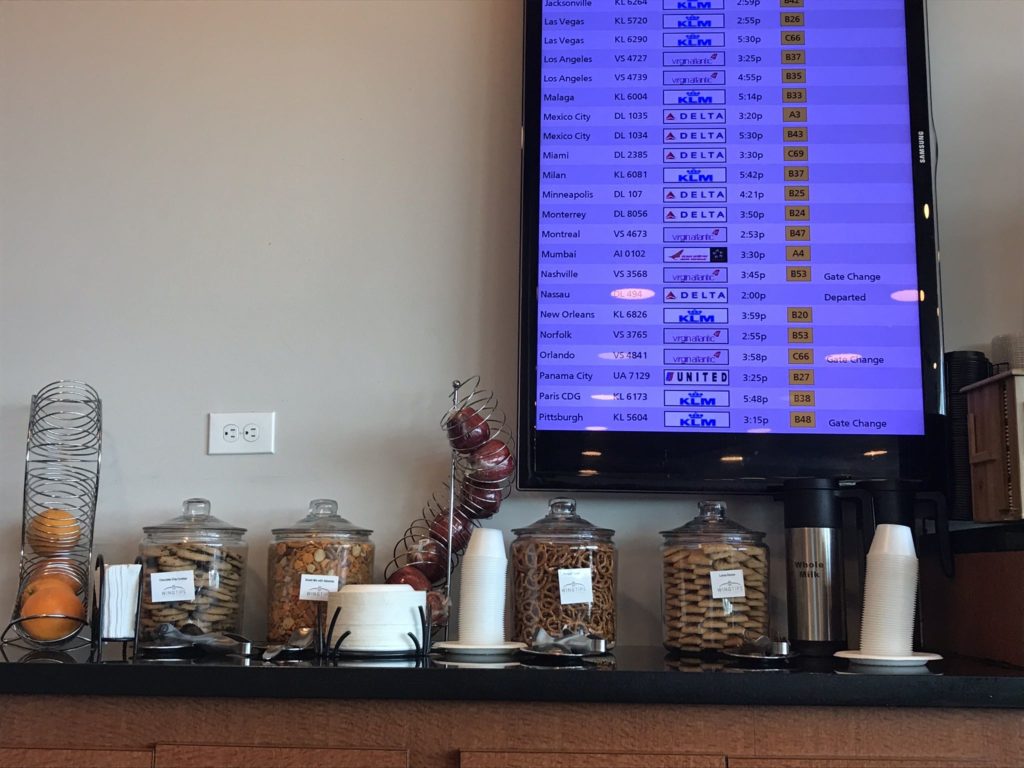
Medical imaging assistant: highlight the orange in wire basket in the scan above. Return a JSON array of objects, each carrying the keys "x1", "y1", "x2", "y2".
[
  {"x1": 26, "y1": 508, "x2": 82, "y2": 555},
  {"x1": 19, "y1": 584, "x2": 86, "y2": 641},
  {"x1": 24, "y1": 563, "x2": 82, "y2": 594}
]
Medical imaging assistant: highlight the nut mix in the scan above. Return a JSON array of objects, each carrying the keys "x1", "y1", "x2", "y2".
[
  {"x1": 139, "y1": 542, "x2": 246, "y2": 640},
  {"x1": 267, "y1": 539, "x2": 373, "y2": 643},
  {"x1": 662, "y1": 542, "x2": 768, "y2": 653}
]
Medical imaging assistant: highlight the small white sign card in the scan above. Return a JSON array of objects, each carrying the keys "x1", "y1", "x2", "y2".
[
  {"x1": 150, "y1": 570, "x2": 196, "y2": 603},
  {"x1": 710, "y1": 568, "x2": 746, "y2": 599},
  {"x1": 557, "y1": 567, "x2": 594, "y2": 605},
  {"x1": 299, "y1": 574, "x2": 340, "y2": 601}
]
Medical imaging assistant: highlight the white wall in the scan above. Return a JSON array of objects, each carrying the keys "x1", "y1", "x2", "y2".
[
  {"x1": 926, "y1": 0, "x2": 1024, "y2": 350},
  {"x1": 1, "y1": 0, "x2": 1021, "y2": 646}
]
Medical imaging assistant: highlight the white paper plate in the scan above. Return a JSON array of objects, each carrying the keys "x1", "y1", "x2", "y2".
[
  {"x1": 834, "y1": 650, "x2": 942, "y2": 667},
  {"x1": 434, "y1": 660, "x2": 519, "y2": 669},
  {"x1": 432, "y1": 641, "x2": 525, "y2": 657}
]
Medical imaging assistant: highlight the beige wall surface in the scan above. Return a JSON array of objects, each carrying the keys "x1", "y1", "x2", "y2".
[{"x1": 1, "y1": 1, "x2": 1021, "y2": 645}]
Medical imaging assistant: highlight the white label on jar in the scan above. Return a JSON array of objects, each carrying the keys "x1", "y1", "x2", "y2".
[
  {"x1": 558, "y1": 567, "x2": 594, "y2": 605},
  {"x1": 150, "y1": 570, "x2": 196, "y2": 603},
  {"x1": 299, "y1": 574, "x2": 339, "y2": 601},
  {"x1": 710, "y1": 568, "x2": 746, "y2": 599}
]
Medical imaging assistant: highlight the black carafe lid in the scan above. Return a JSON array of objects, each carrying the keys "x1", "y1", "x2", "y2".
[
  {"x1": 859, "y1": 479, "x2": 918, "y2": 527},
  {"x1": 781, "y1": 477, "x2": 842, "y2": 529}
]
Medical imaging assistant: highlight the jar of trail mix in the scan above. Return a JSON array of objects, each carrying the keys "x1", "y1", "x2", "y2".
[
  {"x1": 661, "y1": 500, "x2": 768, "y2": 654},
  {"x1": 267, "y1": 499, "x2": 374, "y2": 643},
  {"x1": 510, "y1": 498, "x2": 616, "y2": 648}
]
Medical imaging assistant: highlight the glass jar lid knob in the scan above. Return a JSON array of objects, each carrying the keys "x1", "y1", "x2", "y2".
[
  {"x1": 183, "y1": 497, "x2": 212, "y2": 520},
  {"x1": 549, "y1": 497, "x2": 577, "y2": 516},
  {"x1": 698, "y1": 500, "x2": 727, "y2": 520},
  {"x1": 309, "y1": 499, "x2": 339, "y2": 517}
]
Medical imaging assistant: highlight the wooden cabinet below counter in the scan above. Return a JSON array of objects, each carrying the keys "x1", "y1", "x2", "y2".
[
  {"x1": 460, "y1": 752, "x2": 726, "y2": 768},
  {"x1": 0, "y1": 748, "x2": 154, "y2": 768},
  {"x1": 0, "y1": 697, "x2": 1016, "y2": 768},
  {"x1": 152, "y1": 745, "x2": 407, "y2": 767}
]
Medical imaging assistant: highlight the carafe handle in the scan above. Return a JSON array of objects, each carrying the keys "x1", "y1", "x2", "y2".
[{"x1": 917, "y1": 491, "x2": 954, "y2": 578}]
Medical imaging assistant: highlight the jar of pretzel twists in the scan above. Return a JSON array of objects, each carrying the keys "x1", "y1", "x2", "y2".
[
  {"x1": 510, "y1": 498, "x2": 617, "y2": 648},
  {"x1": 267, "y1": 499, "x2": 374, "y2": 643},
  {"x1": 139, "y1": 498, "x2": 248, "y2": 641},
  {"x1": 661, "y1": 501, "x2": 768, "y2": 654}
]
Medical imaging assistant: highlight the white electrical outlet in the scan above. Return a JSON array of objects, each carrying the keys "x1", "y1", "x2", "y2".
[{"x1": 208, "y1": 412, "x2": 275, "y2": 454}]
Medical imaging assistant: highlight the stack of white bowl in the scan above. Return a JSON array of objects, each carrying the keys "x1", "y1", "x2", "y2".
[
  {"x1": 457, "y1": 528, "x2": 507, "y2": 644},
  {"x1": 327, "y1": 584, "x2": 426, "y2": 653},
  {"x1": 858, "y1": 523, "x2": 918, "y2": 657}
]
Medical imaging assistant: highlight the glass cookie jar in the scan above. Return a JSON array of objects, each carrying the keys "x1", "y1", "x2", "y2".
[
  {"x1": 661, "y1": 500, "x2": 769, "y2": 654},
  {"x1": 510, "y1": 497, "x2": 617, "y2": 648},
  {"x1": 267, "y1": 499, "x2": 374, "y2": 643},
  {"x1": 139, "y1": 498, "x2": 248, "y2": 641}
]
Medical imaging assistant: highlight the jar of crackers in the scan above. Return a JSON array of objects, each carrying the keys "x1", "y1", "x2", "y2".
[
  {"x1": 139, "y1": 498, "x2": 248, "y2": 641},
  {"x1": 510, "y1": 497, "x2": 617, "y2": 648},
  {"x1": 660, "y1": 500, "x2": 768, "y2": 654},
  {"x1": 267, "y1": 499, "x2": 374, "y2": 643}
]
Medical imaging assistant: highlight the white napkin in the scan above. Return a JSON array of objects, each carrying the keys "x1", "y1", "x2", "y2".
[{"x1": 100, "y1": 564, "x2": 142, "y2": 640}]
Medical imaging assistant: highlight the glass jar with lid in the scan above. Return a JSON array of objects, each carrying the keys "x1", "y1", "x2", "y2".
[
  {"x1": 266, "y1": 498, "x2": 374, "y2": 643},
  {"x1": 661, "y1": 500, "x2": 768, "y2": 654},
  {"x1": 139, "y1": 498, "x2": 248, "y2": 641},
  {"x1": 510, "y1": 497, "x2": 617, "y2": 647}
]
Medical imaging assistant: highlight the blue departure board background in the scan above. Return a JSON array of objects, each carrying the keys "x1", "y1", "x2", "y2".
[{"x1": 534, "y1": 0, "x2": 925, "y2": 436}]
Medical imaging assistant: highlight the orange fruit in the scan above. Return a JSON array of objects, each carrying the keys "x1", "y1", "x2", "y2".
[
  {"x1": 26, "y1": 509, "x2": 82, "y2": 555},
  {"x1": 24, "y1": 561, "x2": 83, "y2": 593},
  {"x1": 23, "y1": 576, "x2": 77, "y2": 600},
  {"x1": 19, "y1": 584, "x2": 86, "y2": 641}
]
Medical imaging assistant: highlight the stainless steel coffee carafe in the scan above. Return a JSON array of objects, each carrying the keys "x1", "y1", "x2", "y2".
[{"x1": 782, "y1": 479, "x2": 850, "y2": 657}]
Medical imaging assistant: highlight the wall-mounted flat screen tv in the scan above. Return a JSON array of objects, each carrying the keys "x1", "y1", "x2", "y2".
[{"x1": 518, "y1": 0, "x2": 942, "y2": 492}]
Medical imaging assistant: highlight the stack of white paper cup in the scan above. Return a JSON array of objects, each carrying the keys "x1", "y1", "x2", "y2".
[
  {"x1": 457, "y1": 527, "x2": 507, "y2": 644},
  {"x1": 858, "y1": 523, "x2": 918, "y2": 657}
]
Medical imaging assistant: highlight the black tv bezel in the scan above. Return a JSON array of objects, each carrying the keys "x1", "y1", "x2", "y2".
[{"x1": 517, "y1": 0, "x2": 943, "y2": 493}]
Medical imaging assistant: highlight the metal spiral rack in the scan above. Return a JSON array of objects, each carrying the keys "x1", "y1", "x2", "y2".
[
  {"x1": 384, "y1": 377, "x2": 516, "y2": 635},
  {"x1": 1, "y1": 381, "x2": 102, "y2": 649}
]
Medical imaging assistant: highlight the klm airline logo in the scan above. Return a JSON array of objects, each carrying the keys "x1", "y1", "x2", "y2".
[
  {"x1": 678, "y1": 33, "x2": 713, "y2": 46},
  {"x1": 676, "y1": 15, "x2": 713, "y2": 28},
  {"x1": 679, "y1": 90, "x2": 713, "y2": 104},
  {"x1": 666, "y1": 391, "x2": 730, "y2": 408},
  {"x1": 678, "y1": 412, "x2": 726, "y2": 427}
]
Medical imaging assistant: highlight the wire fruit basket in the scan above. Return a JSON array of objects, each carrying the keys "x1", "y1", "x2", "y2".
[
  {"x1": 2, "y1": 381, "x2": 102, "y2": 649},
  {"x1": 384, "y1": 377, "x2": 516, "y2": 633}
]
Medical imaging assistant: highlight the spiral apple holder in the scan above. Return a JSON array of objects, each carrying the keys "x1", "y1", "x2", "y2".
[
  {"x1": 2, "y1": 381, "x2": 102, "y2": 649},
  {"x1": 384, "y1": 377, "x2": 516, "y2": 633}
]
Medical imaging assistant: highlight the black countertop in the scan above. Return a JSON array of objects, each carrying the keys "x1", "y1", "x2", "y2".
[{"x1": 1, "y1": 644, "x2": 1023, "y2": 708}]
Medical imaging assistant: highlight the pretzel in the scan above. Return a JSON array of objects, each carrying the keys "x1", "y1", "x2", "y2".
[{"x1": 510, "y1": 539, "x2": 616, "y2": 645}]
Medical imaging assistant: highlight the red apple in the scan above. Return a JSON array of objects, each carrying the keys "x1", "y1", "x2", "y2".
[
  {"x1": 407, "y1": 537, "x2": 448, "y2": 583},
  {"x1": 445, "y1": 407, "x2": 490, "y2": 453},
  {"x1": 428, "y1": 508, "x2": 473, "y2": 552},
  {"x1": 457, "y1": 482, "x2": 503, "y2": 519},
  {"x1": 426, "y1": 590, "x2": 450, "y2": 626},
  {"x1": 467, "y1": 439, "x2": 516, "y2": 482},
  {"x1": 386, "y1": 565, "x2": 432, "y2": 591}
]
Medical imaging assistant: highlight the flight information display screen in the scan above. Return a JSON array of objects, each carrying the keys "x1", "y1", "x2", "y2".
[{"x1": 531, "y1": 0, "x2": 926, "y2": 438}]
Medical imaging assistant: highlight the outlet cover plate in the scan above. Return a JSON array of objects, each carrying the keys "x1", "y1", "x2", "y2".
[{"x1": 208, "y1": 412, "x2": 276, "y2": 454}]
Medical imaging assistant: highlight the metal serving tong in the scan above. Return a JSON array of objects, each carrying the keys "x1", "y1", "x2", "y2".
[
  {"x1": 152, "y1": 623, "x2": 255, "y2": 656},
  {"x1": 722, "y1": 630, "x2": 797, "y2": 661},
  {"x1": 531, "y1": 628, "x2": 607, "y2": 655}
]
